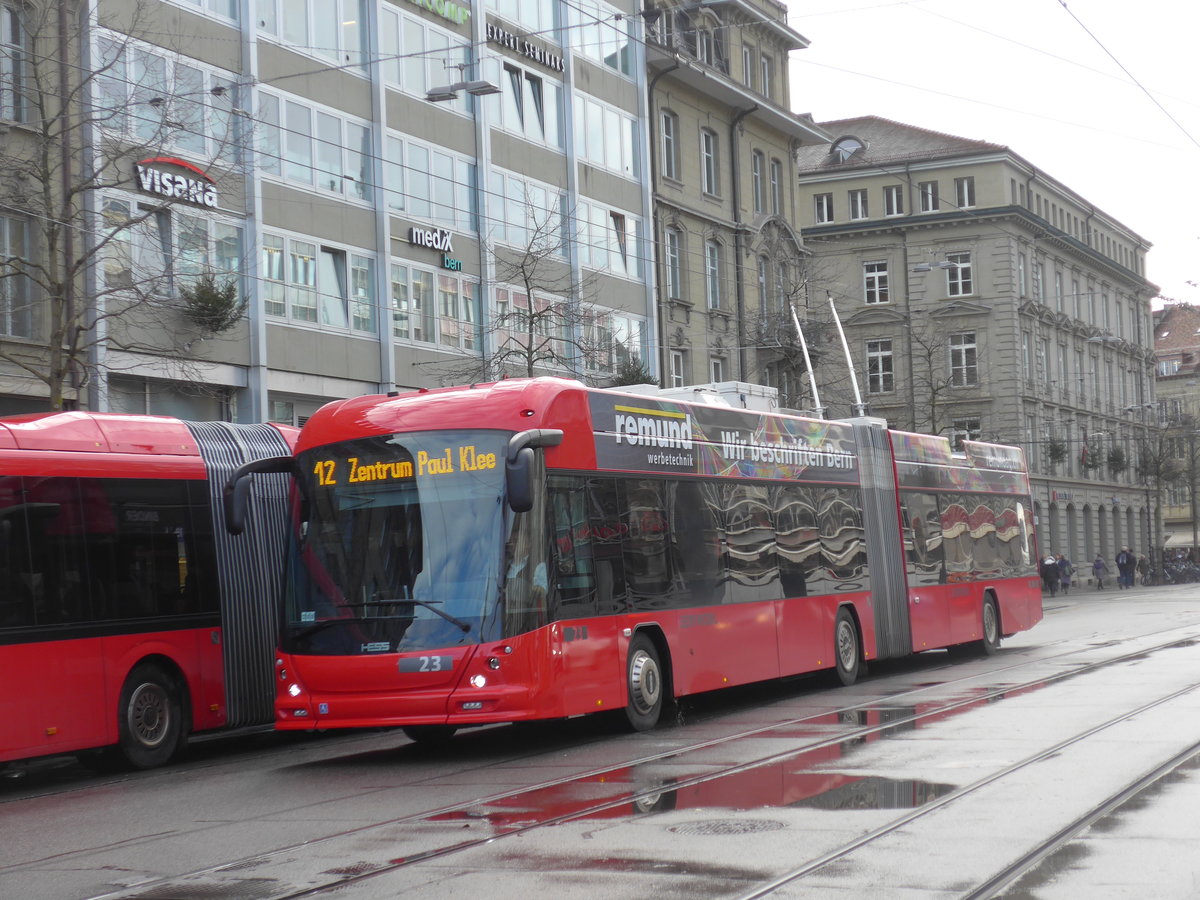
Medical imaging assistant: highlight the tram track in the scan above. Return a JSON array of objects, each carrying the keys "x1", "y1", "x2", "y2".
[{"x1": 81, "y1": 622, "x2": 1200, "y2": 900}]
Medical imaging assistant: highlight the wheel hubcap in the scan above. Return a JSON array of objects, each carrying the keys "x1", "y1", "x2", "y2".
[
  {"x1": 837, "y1": 621, "x2": 856, "y2": 669},
  {"x1": 984, "y1": 602, "x2": 998, "y2": 642},
  {"x1": 128, "y1": 683, "x2": 169, "y2": 748},
  {"x1": 630, "y1": 651, "x2": 661, "y2": 714}
]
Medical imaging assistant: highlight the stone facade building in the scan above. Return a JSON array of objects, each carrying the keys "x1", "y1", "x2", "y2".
[
  {"x1": 794, "y1": 116, "x2": 1160, "y2": 564},
  {"x1": 644, "y1": 0, "x2": 828, "y2": 395}
]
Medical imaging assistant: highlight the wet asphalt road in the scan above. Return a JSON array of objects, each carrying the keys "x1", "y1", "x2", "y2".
[{"x1": 4, "y1": 583, "x2": 1200, "y2": 899}]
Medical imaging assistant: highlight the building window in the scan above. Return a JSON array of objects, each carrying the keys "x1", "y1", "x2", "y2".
[
  {"x1": 385, "y1": 136, "x2": 477, "y2": 233},
  {"x1": 1, "y1": 3, "x2": 24, "y2": 122},
  {"x1": 864, "y1": 261, "x2": 890, "y2": 304},
  {"x1": 664, "y1": 227, "x2": 682, "y2": 301},
  {"x1": 578, "y1": 199, "x2": 643, "y2": 279},
  {"x1": 1018, "y1": 252, "x2": 1027, "y2": 297},
  {"x1": 704, "y1": 240, "x2": 722, "y2": 308},
  {"x1": 949, "y1": 332, "x2": 978, "y2": 386},
  {"x1": 759, "y1": 53, "x2": 774, "y2": 97},
  {"x1": 670, "y1": 350, "x2": 686, "y2": 387},
  {"x1": 262, "y1": 232, "x2": 375, "y2": 333},
  {"x1": 700, "y1": 128, "x2": 719, "y2": 195},
  {"x1": 438, "y1": 275, "x2": 480, "y2": 351},
  {"x1": 259, "y1": 92, "x2": 372, "y2": 201},
  {"x1": 751, "y1": 150, "x2": 764, "y2": 213},
  {"x1": 378, "y1": 6, "x2": 470, "y2": 111},
  {"x1": 951, "y1": 418, "x2": 981, "y2": 450},
  {"x1": 710, "y1": 356, "x2": 724, "y2": 383},
  {"x1": 769, "y1": 158, "x2": 782, "y2": 214},
  {"x1": 947, "y1": 251, "x2": 973, "y2": 296},
  {"x1": 814, "y1": 193, "x2": 833, "y2": 224},
  {"x1": 1021, "y1": 332, "x2": 1031, "y2": 380},
  {"x1": 661, "y1": 110, "x2": 679, "y2": 180},
  {"x1": 1034, "y1": 261, "x2": 1045, "y2": 303},
  {"x1": 849, "y1": 189, "x2": 868, "y2": 220},
  {"x1": 741, "y1": 47, "x2": 754, "y2": 88},
  {"x1": 568, "y1": 0, "x2": 633, "y2": 77},
  {"x1": 492, "y1": 173, "x2": 566, "y2": 256},
  {"x1": 883, "y1": 184, "x2": 904, "y2": 217},
  {"x1": 757, "y1": 257, "x2": 768, "y2": 311},
  {"x1": 96, "y1": 37, "x2": 237, "y2": 159},
  {"x1": 866, "y1": 340, "x2": 894, "y2": 394},
  {"x1": 954, "y1": 176, "x2": 976, "y2": 208},
  {"x1": 258, "y1": 0, "x2": 367, "y2": 68},
  {"x1": 697, "y1": 28, "x2": 714, "y2": 65},
  {"x1": 502, "y1": 64, "x2": 567, "y2": 150},
  {"x1": 0, "y1": 215, "x2": 32, "y2": 337},
  {"x1": 574, "y1": 93, "x2": 637, "y2": 176},
  {"x1": 919, "y1": 181, "x2": 938, "y2": 212},
  {"x1": 102, "y1": 196, "x2": 243, "y2": 304}
]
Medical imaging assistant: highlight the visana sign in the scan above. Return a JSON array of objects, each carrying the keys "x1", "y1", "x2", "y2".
[{"x1": 136, "y1": 157, "x2": 218, "y2": 208}]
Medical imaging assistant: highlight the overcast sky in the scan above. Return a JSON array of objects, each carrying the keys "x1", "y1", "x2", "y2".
[{"x1": 785, "y1": 0, "x2": 1199, "y2": 309}]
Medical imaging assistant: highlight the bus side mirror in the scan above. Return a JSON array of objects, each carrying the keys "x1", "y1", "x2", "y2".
[
  {"x1": 223, "y1": 456, "x2": 295, "y2": 535},
  {"x1": 505, "y1": 429, "x2": 563, "y2": 513},
  {"x1": 507, "y1": 446, "x2": 536, "y2": 513}
]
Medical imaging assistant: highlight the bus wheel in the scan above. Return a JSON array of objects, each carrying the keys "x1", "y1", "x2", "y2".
[
  {"x1": 624, "y1": 634, "x2": 663, "y2": 732},
  {"x1": 979, "y1": 595, "x2": 1001, "y2": 656},
  {"x1": 834, "y1": 608, "x2": 861, "y2": 686},
  {"x1": 117, "y1": 664, "x2": 183, "y2": 770},
  {"x1": 402, "y1": 725, "x2": 458, "y2": 745}
]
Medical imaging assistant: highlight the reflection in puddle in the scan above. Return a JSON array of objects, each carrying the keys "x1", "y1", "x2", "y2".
[{"x1": 788, "y1": 775, "x2": 956, "y2": 810}]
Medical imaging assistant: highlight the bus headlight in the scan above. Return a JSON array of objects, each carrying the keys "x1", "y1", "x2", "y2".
[
  {"x1": 469, "y1": 674, "x2": 487, "y2": 688},
  {"x1": 287, "y1": 683, "x2": 302, "y2": 697}
]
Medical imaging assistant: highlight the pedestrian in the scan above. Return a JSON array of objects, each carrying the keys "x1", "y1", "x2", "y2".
[
  {"x1": 1116, "y1": 546, "x2": 1134, "y2": 589},
  {"x1": 1136, "y1": 554, "x2": 1150, "y2": 586},
  {"x1": 1093, "y1": 555, "x2": 1109, "y2": 589},
  {"x1": 1041, "y1": 554, "x2": 1060, "y2": 597},
  {"x1": 1057, "y1": 553, "x2": 1074, "y2": 595}
]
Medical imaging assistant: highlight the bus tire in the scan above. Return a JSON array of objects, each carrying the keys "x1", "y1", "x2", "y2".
[
  {"x1": 624, "y1": 634, "x2": 663, "y2": 732},
  {"x1": 117, "y1": 664, "x2": 183, "y2": 770},
  {"x1": 402, "y1": 725, "x2": 458, "y2": 745},
  {"x1": 834, "y1": 608, "x2": 861, "y2": 686},
  {"x1": 979, "y1": 594, "x2": 1001, "y2": 656}
]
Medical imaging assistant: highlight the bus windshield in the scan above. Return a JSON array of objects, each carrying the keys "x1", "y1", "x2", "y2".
[{"x1": 284, "y1": 430, "x2": 510, "y2": 655}]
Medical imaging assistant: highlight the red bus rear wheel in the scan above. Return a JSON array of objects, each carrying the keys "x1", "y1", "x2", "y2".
[
  {"x1": 117, "y1": 664, "x2": 183, "y2": 770},
  {"x1": 834, "y1": 608, "x2": 861, "y2": 686},
  {"x1": 624, "y1": 634, "x2": 663, "y2": 731}
]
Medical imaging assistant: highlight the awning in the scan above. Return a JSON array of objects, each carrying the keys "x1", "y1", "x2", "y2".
[{"x1": 1163, "y1": 532, "x2": 1198, "y2": 548}]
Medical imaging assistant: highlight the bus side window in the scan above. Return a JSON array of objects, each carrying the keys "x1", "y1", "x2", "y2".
[
  {"x1": 672, "y1": 481, "x2": 722, "y2": 605},
  {"x1": 586, "y1": 477, "x2": 627, "y2": 615},
  {"x1": 548, "y1": 476, "x2": 598, "y2": 619}
]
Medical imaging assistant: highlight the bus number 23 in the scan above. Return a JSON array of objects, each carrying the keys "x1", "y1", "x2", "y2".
[{"x1": 399, "y1": 656, "x2": 453, "y2": 673}]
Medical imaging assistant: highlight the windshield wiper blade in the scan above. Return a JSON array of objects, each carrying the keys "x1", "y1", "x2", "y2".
[{"x1": 372, "y1": 597, "x2": 471, "y2": 633}]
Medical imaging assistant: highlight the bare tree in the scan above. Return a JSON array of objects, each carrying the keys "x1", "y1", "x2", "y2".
[
  {"x1": 1136, "y1": 424, "x2": 1188, "y2": 581},
  {"x1": 1, "y1": 1, "x2": 244, "y2": 410},
  {"x1": 740, "y1": 233, "x2": 855, "y2": 414},
  {"x1": 420, "y1": 191, "x2": 644, "y2": 387}
]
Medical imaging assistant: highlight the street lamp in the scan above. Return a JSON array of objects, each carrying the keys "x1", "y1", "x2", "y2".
[{"x1": 425, "y1": 79, "x2": 502, "y2": 102}]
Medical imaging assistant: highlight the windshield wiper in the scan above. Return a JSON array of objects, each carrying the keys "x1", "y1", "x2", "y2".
[{"x1": 367, "y1": 597, "x2": 472, "y2": 633}]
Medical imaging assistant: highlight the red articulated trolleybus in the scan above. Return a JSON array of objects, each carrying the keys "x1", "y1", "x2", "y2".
[
  {"x1": 227, "y1": 377, "x2": 1042, "y2": 743},
  {"x1": 0, "y1": 413, "x2": 295, "y2": 770}
]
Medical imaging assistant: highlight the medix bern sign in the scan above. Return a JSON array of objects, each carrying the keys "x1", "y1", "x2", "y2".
[{"x1": 136, "y1": 157, "x2": 218, "y2": 208}]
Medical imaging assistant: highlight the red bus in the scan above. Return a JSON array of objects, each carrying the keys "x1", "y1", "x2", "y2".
[
  {"x1": 0, "y1": 413, "x2": 296, "y2": 770},
  {"x1": 228, "y1": 377, "x2": 1041, "y2": 742}
]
